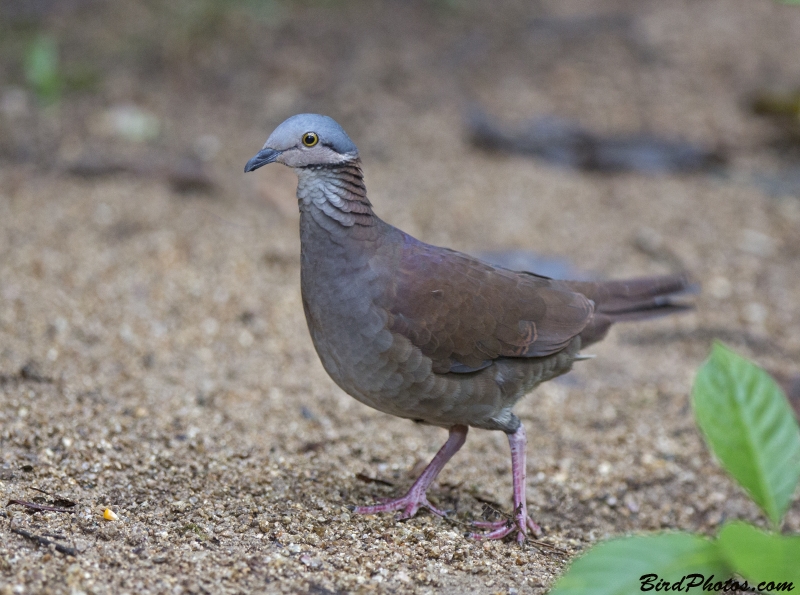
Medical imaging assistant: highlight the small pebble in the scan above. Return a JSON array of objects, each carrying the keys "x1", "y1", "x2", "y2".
[
  {"x1": 739, "y1": 229, "x2": 776, "y2": 258},
  {"x1": 707, "y1": 276, "x2": 732, "y2": 299},
  {"x1": 742, "y1": 302, "x2": 768, "y2": 326}
]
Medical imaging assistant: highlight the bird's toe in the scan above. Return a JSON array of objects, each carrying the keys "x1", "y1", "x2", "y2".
[{"x1": 468, "y1": 514, "x2": 541, "y2": 543}]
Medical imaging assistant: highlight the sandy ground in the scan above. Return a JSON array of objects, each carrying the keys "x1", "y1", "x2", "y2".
[{"x1": 2, "y1": 1, "x2": 800, "y2": 593}]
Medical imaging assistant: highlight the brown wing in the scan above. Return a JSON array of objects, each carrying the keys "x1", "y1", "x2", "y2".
[{"x1": 382, "y1": 235, "x2": 594, "y2": 374}]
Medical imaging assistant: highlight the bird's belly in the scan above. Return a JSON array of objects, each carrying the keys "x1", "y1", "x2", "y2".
[{"x1": 304, "y1": 295, "x2": 577, "y2": 430}]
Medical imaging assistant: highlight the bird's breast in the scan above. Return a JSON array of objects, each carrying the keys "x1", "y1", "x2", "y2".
[{"x1": 298, "y1": 228, "x2": 411, "y2": 408}]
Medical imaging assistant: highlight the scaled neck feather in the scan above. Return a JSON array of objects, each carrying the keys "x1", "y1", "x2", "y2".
[{"x1": 296, "y1": 160, "x2": 376, "y2": 228}]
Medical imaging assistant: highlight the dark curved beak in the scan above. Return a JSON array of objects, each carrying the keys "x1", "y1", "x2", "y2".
[{"x1": 244, "y1": 148, "x2": 281, "y2": 173}]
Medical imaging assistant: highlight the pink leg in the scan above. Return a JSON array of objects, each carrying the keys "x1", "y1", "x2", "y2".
[
  {"x1": 469, "y1": 424, "x2": 542, "y2": 543},
  {"x1": 351, "y1": 425, "x2": 468, "y2": 519}
]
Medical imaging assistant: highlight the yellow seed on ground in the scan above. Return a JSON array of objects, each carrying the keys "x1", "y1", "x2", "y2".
[{"x1": 103, "y1": 508, "x2": 118, "y2": 521}]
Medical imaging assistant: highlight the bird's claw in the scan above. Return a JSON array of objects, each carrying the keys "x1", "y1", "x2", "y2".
[
  {"x1": 352, "y1": 495, "x2": 447, "y2": 520},
  {"x1": 468, "y1": 514, "x2": 541, "y2": 544}
]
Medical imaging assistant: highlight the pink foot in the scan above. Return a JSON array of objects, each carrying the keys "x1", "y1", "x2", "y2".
[
  {"x1": 469, "y1": 510, "x2": 542, "y2": 542},
  {"x1": 350, "y1": 425, "x2": 467, "y2": 521},
  {"x1": 351, "y1": 494, "x2": 447, "y2": 519},
  {"x1": 467, "y1": 425, "x2": 539, "y2": 544}
]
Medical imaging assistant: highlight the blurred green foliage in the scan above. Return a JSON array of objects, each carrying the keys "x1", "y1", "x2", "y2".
[
  {"x1": 0, "y1": 0, "x2": 291, "y2": 103},
  {"x1": 24, "y1": 34, "x2": 61, "y2": 105}
]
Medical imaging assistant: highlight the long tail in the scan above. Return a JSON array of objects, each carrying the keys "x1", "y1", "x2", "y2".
[{"x1": 565, "y1": 274, "x2": 696, "y2": 346}]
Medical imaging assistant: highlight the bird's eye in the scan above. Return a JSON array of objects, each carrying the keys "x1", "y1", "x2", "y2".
[{"x1": 302, "y1": 132, "x2": 319, "y2": 147}]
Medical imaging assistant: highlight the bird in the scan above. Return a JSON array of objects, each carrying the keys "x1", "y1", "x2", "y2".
[{"x1": 244, "y1": 113, "x2": 693, "y2": 543}]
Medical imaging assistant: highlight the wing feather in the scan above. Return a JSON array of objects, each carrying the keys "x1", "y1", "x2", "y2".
[{"x1": 381, "y1": 235, "x2": 593, "y2": 374}]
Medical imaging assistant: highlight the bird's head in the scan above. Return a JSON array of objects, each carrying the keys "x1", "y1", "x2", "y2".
[{"x1": 244, "y1": 113, "x2": 358, "y2": 172}]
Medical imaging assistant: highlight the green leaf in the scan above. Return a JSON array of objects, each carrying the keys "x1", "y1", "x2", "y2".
[
  {"x1": 717, "y1": 521, "x2": 800, "y2": 587},
  {"x1": 550, "y1": 533, "x2": 731, "y2": 595},
  {"x1": 24, "y1": 34, "x2": 61, "y2": 104},
  {"x1": 692, "y1": 342, "x2": 800, "y2": 526}
]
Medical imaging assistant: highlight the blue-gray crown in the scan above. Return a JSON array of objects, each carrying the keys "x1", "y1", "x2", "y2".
[{"x1": 245, "y1": 113, "x2": 359, "y2": 172}]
